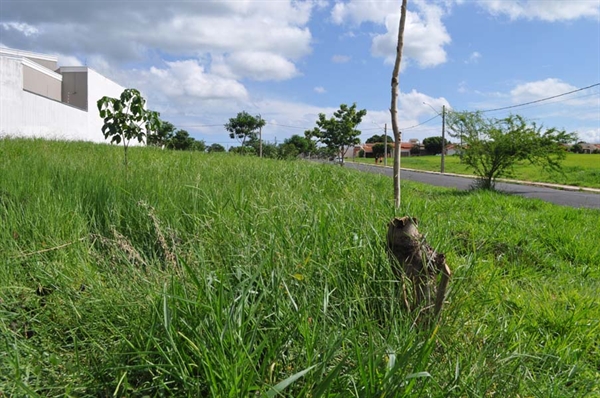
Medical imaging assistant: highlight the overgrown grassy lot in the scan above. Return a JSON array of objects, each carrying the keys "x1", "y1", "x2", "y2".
[
  {"x1": 1, "y1": 138, "x2": 599, "y2": 397},
  {"x1": 350, "y1": 153, "x2": 600, "y2": 189}
]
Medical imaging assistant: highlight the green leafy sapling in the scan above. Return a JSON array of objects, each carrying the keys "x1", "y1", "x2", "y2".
[{"x1": 97, "y1": 88, "x2": 161, "y2": 166}]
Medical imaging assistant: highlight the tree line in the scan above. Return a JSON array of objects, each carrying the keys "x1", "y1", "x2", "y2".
[
  {"x1": 98, "y1": 89, "x2": 577, "y2": 190},
  {"x1": 224, "y1": 106, "x2": 367, "y2": 161}
]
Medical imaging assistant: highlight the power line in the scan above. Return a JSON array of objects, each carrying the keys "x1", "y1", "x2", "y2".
[
  {"x1": 266, "y1": 121, "x2": 382, "y2": 131},
  {"x1": 400, "y1": 114, "x2": 441, "y2": 130},
  {"x1": 266, "y1": 122, "x2": 307, "y2": 130},
  {"x1": 173, "y1": 121, "x2": 386, "y2": 136},
  {"x1": 175, "y1": 123, "x2": 224, "y2": 128},
  {"x1": 163, "y1": 83, "x2": 599, "y2": 139},
  {"x1": 480, "y1": 83, "x2": 600, "y2": 113},
  {"x1": 492, "y1": 91, "x2": 600, "y2": 113}
]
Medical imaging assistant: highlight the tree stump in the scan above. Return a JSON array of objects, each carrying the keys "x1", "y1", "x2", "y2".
[{"x1": 386, "y1": 217, "x2": 451, "y2": 317}]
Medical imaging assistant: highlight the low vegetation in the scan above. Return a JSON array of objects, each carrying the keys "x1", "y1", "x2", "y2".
[{"x1": 1, "y1": 138, "x2": 599, "y2": 396}]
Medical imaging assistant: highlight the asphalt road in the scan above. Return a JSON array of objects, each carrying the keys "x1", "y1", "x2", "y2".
[{"x1": 344, "y1": 162, "x2": 600, "y2": 210}]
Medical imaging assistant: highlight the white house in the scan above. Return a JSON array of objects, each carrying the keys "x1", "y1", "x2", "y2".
[{"x1": 0, "y1": 47, "x2": 126, "y2": 142}]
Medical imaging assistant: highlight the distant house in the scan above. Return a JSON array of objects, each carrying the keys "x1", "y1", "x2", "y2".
[
  {"x1": 0, "y1": 47, "x2": 126, "y2": 142},
  {"x1": 446, "y1": 144, "x2": 459, "y2": 156},
  {"x1": 355, "y1": 141, "x2": 420, "y2": 158},
  {"x1": 580, "y1": 142, "x2": 599, "y2": 154}
]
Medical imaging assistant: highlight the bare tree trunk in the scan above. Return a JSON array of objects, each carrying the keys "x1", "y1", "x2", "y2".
[
  {"x1": 390, "y1": 0, "x2": 408, "y2": 210},
  {"x1": 387, "y1": 216, "x2": 451, "y2": 321},
  {"x1": 387, "y1": 2, "x2": 452, "y2": 323}
]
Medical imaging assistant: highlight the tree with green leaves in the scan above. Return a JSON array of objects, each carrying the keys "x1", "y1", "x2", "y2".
[
  {"x1": 207, "y1": 143, "x2": 226, "y2": 153},
  {"x1": 244, "y1": 135, "x2": 277, "y2": 158},
  {"x1": 422, "y1": 136, "x2": 448, "y2": 155},
  {"x1": 190, "y1": 139, "x2": 206, "y2": 152},
  {"x1": 278, "y1": 143, "x2": 299, "y2": 159},
  {"x1": 569, "y1": 143, "x2": 584, "y2": 154},
  {"x1": 97, "y1": 88, "x2": 161, "y2": 166},
  {"x1": 447, "y1": 112, "x2": 576, "y2": 189},
  {"x1": 305, "y1": 103, "x2": 367, "y2": 165},
  {"x1": 282, "y1": 134, "x2": 317, "y2": 158},
  {"x1": 261, "y1": 142, "x2": 279, "y2": 159},
  {"x1": 366, "y1": 134, "x2": 394, "y2": 144},
  {"x1": 372, "y1": 143, "x2": 392, "y2": 159},
  {"x1": 229, "y1": 146, "x2": 256, "y2": 155},
  {"x1": 225, "y1": 111, "x2": 266, "y2": 149},
  {"x1": 147, "y1": 121, "x2": 175, "y2": 147},
  {"x1": 167, "y1": 130, "x2": 195, "y2": 151}
]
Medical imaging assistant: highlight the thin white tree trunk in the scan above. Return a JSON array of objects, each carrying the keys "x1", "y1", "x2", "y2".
[{"x1": 390, "y1": 0, "x2": 408, "y2": 210}]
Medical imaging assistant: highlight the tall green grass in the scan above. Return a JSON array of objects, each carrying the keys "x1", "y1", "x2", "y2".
[{"x1": 1, "y1": 138, "x2": 599, "y2": 396}]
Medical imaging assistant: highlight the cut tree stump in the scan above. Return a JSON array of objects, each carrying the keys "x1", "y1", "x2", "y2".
[{"x1": 386, "y1": 216, "x2": 451, "y2": 318}]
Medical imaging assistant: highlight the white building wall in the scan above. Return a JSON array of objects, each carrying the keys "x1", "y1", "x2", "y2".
[
  {"x1": 1, "y1": 56, "x2": 88, "y2": 140},
  {"x1": 0, "y1": 57, "x2": 23, "y2": 136},
  {"x1": 20, "y1": 91, "x2": 89, "y2": 141},
  {"x1": 87, "y1": 68, "x2": 128, "y2": 142},
  {"x1": 1, "y1": 54, "x2": 130, "y2": 143}
]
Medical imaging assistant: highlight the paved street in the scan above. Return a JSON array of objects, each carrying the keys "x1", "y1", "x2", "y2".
[{"x1": 344, "y1": 162, "x2": 600, "y2": 210}]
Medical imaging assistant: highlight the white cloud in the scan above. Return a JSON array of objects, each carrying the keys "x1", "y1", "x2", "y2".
[
  {"x1": 86, "y1": 55, "x2": 112, "y2": 76},
  {"x1": 465, "y1": 51, "x2": 481, "y2": 64},
  {"x1": 0, "y1": 0, "x2": 319, "y2": 127},
  {"x1": 400, "y1": 89, "x2": 450, "y2": 120},
  {"x1": 362, "y1": 90, "x2": 451, "y2": 141},
  {"x1": 476, "y1": 0, "x2": 599, "y2": 21},
  {"x1": 140, "y1": 60, "x2": 249, "y2": 103},
  {"x1": 214, "y1": 52, "x2": 299, "y2": 82},
  {"x1": 1, "y1": 22, "x2": 38, "y2": 36},
  {"x1": 314, "y1": 0, "x2": 330, "y2": 10},
  {"x1": 331, "y1": 0, "x2": 397, "y2": 24},
  {"x1": 331, "y1": 54, "x2": 351, "y2": 63},
  {"x1": 464, "y1": 79, "x2": 599, "y2": 125},
  {"x1": 0, "y1": 1, "x2": 316, "y2": 74},
  {"x1": 333, "y1": 0, "x2": 452, "y2": 68},
  {"x1": 577, "y1": 128, "x2": 600, "y2": 143},
  {"x1": 55, "y1": 53, "x2": 82, "y2": 67},
  {"x1": 314, "y1": 86, "x2": 327, "y2": 94},
  {"x1": 576, "y1": 109, "x2": 600, "y2": 121},
  {"x1": 510, "y1": 78, "x2": 575, "y2": 100},
  {"x1": 147, "y1": 15, "x2": 312, "y2": 61},
  {"x1": 462, "y1": 80, "x2": 598, "y2": 146},
  {"x1": 336, "y1": 0, "x2": 599, "y2": 38}
]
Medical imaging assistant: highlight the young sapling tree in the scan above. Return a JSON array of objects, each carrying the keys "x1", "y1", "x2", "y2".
[
  {"x1": 305, "y1": 103, "x2": 367, "y2": 165},
  {"x1": 385, "y1": 0, "x2": 451, "y2": 324},
  {"x1": 97, "y1": 88, "x2": 161, "y2": 166}
]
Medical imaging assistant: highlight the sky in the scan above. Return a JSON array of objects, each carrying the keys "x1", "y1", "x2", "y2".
[{"x1": 1, "y1": 0, "x2": 599, "y2": 147}]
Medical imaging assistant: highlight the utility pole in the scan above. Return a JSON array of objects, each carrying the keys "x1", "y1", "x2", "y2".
[
  {"x1": 259, "y1": 121, "x2": 263, "y2": 158},
  {"x1": 459, "y1": 124, "x2": 463, "y2": 163},
  {"x1": 384, "y1": 123, "x2": 388, "y2": 167},
  {"x1": 441, "y1": 105, "x2": 446, "y2": 173}
]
